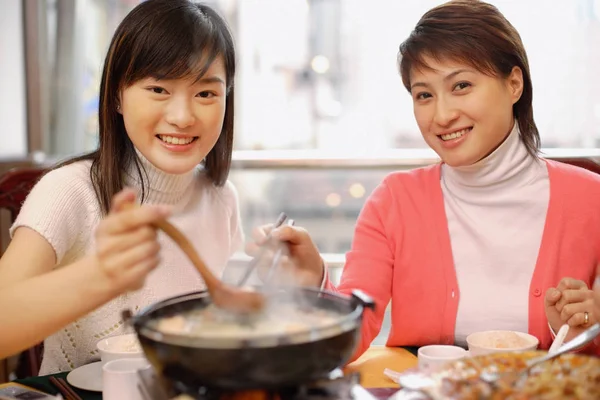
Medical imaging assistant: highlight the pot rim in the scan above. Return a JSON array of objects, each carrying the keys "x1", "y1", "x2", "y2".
[{"x1": 132, "y1": 287, "x2": 367, "y2": 349}]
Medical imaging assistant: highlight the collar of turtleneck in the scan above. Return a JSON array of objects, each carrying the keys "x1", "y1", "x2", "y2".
[
  {"x1": 441, "y1": 121, "x2": 543, "y2": 197},
  {"x1": 123, "y1": 149, "x2": 198, "y2": 205}
]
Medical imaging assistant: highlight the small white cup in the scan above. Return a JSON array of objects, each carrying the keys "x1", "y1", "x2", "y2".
[
  {"x1": 102, "y1": 357, "x2": 151, "y2": 400},
  {"x1": 418, "y1": 345, "x2": 468, "y2": 370}
]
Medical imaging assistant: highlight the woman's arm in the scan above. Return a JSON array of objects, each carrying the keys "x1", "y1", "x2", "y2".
[
  {"x1": 325, "y1": 181, "x2": 395, "y2": 361},
  {"x1": 0, "y1": 253, "x2": 116, "y2": 359},
  {"x1": 0, "y1": 228, "x2": 57, "y2": 289},
  {"x1": 0, "y1": 189, "x2": 170, "y2": 359}
]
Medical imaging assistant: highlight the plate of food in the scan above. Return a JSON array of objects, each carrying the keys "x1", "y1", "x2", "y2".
[{"x1": 390, "y1": 351, "x2": 600, "y2": 399}]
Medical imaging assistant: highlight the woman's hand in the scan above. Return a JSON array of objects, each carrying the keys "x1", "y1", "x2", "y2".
[
  {"x1": 93, "y1": 188, "x2": 171, "y2": 293},
  {"x1": 545, "y1": 277, "x2": 595, "y2": 339},
  {"x1": 245, "y1": 223, "x2": 324, "y2": 287}
]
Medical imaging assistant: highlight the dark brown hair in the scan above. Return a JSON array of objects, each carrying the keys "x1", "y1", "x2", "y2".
[
  {"x1": 398, "y1": 0, "x2": 540, "y2": 157},
  {"x1": 63, "y1": 0, "x2": 236, "y2": 214}
]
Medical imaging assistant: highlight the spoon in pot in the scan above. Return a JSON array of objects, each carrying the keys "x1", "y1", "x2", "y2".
[{"x1": 124, "y1": 203, "x2": 265, "y2": 314}]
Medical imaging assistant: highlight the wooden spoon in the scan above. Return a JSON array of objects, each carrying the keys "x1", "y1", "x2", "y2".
[{"x1": 125, "y1": 203, "x2": 265, "y2": 314}]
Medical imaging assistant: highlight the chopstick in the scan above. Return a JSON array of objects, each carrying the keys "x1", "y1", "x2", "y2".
[
  {"x1": 264, "y1": 219, "x2": 296, "y2": 284},
  {"x1": 49, "y1": 376, "x2": 83, "y2": 400},
  {"x1": 236, "y1": 212, "x2": 287, "y2": 287}
]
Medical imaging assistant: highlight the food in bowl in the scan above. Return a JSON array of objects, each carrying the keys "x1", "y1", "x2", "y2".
[
  {"x1": 153, "y1": 303, "x2": 341, "y2": 339},
  {"x1": 467, "y1": 330, "x2": 538, "y2": 356},
  {"x1": 476, "y1": 331, "x2": 531, "y2": 349},
  {"x1": 96, "y1": 333, "x2": 144, "y2": 365},
  {"x1": 106, "y1": 336, "x2": 141, "y2": 353},
  {"x1": 394, "y1": 351, "x2": 600, "y2": 399}
]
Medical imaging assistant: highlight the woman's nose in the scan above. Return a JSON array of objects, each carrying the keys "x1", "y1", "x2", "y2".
[{"x1": 165, "y1": 98, "x2": 196, "y2": 129}]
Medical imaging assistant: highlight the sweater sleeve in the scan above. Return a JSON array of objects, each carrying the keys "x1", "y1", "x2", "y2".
[
  {"x1": 9, "y1": 163, "x2": 98, "y2": 265},
  {"x1": 324, "y1": 177, "x2": 396, "y2": 361}
]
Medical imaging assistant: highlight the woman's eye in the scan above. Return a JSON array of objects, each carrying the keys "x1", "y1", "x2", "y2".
[
  {"x1": 454, "y1": 82, "x2": 471, "y2": 91},
  {"x1": 148, "y1": 86, "x2": 167, "y2": 94},
  {"x1": 197, "y1": 91, "x2": 215, "y2": 98},
  {"x1": 416, "y1": 92, "x2": 432, "y2": 100}
]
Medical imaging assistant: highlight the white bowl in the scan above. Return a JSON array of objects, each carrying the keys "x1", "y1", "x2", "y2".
[
  {"x1": 466, "y1": 330, "x2": 539, "y2": 356},
  {"x1": 96, "y1": 333, "x2": 145, "y2": 366}
]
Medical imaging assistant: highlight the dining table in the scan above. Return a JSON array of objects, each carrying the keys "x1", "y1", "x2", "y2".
[{"x1": 12, "y1": 346, "x2": 418, "y2": 399}]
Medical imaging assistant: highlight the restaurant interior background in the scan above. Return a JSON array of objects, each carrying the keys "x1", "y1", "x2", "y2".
[{"x1": 1, "y1": 0, "x2": 600, "y2": 361}]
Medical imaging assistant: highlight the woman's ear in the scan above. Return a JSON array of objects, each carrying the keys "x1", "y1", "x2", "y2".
[
  {"x1": 116, "y1": 92, "x2": 123, "y2": 114},
  {"x1": 507, "y1": 66, "x2": 524, "y2": 105}
]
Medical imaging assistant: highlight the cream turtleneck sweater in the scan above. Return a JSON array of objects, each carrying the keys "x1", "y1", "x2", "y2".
[
  {"x1": 441, "y1": 122, "x2": 550, "y2": 346},
  {"x1": 11, "y1": 153, "x2": 243, "y2": 374}
]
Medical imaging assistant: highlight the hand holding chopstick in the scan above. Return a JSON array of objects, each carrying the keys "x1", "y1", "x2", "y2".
[{"x1": 237, "y1": 212, "x2": 288, "y2": 287}]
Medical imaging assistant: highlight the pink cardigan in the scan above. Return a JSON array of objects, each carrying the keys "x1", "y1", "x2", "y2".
[{"x1": 325, "y1": 159, "x2": 600, "y2": 360}]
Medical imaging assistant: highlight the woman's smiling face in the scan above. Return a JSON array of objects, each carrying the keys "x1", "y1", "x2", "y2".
[
  {"x1": 410, "y1": 56, "x2": 523, "y2": 167},
  {"x1": 119, "y1": 57, "x2": 227, "y2": 175}
]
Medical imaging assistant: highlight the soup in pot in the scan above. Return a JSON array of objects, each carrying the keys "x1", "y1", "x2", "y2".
[{"x1": 151, "y1": 303, "x2": 342, "y2": 339}]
